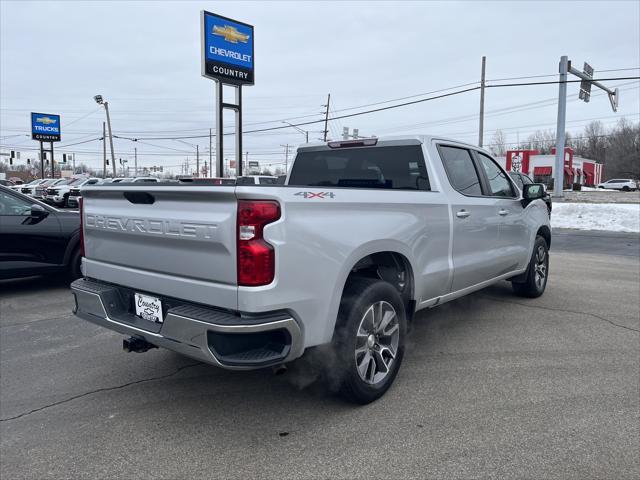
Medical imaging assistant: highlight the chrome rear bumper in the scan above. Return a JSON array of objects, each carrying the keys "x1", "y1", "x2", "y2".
[{"x1": 71, "y1": 278, "x2": 303, "y2": 369}]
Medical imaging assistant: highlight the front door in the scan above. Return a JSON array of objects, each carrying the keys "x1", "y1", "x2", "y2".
[
  {"x1": 437, "y1": 145, "x2": 503, "y2": 292},
  {"x1": 0, "y1": 190, "x2": 63, "y2": 276}
]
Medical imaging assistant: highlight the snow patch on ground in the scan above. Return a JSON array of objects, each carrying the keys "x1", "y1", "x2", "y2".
[
  {"x1": 551, "y1": 202, "x2": 640, "y2": 232},
  {"x1": 579, "y1": 186, "x2": 617, "y2": 192}
]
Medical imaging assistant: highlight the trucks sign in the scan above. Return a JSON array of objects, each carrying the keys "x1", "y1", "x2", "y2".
[
  {"x1": 31, "y1": 112, "x2": 61, "y2": 142},
  {"x1": 201, "y1": 11, "x2": 254, "y2": 85}
]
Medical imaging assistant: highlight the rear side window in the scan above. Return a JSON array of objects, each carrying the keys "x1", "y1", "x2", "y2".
[
  {"x1": 236, "y1": 177, "x2": 256, "y2": 185},
  {"x1": 477, "y1": 153, "x2": 515, "y2": 197},
  {"x1": 438, "y1": 146, "x2": 482, "y2": 196},
  {"x1": 258, "y1": 177, "x2": 277, "y2": 185},
  {"x1": 288, "y1": 145, "x2": 430, "y2": 190}
]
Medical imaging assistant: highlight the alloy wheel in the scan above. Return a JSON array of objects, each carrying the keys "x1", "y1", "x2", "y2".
[{"x1": 354, "y1": 301, "x2": 400, "y2": 385}]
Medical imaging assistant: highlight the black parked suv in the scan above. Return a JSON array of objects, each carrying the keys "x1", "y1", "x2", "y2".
[
  {"x1": 509, "y1": 171, "x2": 552, "y2": 216},
  {"x1": 0, "y1": 185, "x2": 82, "y2": 280}
]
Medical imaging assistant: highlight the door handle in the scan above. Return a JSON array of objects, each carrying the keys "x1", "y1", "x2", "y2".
[
  {"x1": 498, "y1": 209, "x2": 509, "y2": 216},
  {"x1": 456, "y1": 209, "x2": 470, "y2": 219}
]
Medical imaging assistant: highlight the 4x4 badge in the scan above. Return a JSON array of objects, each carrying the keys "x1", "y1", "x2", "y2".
[{"x1": 294, "y1": 191, "x2": 335, "y2": 199}]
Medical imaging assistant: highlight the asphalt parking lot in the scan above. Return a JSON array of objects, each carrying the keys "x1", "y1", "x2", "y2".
[{"x1": 1, "y1": 229, "x2": 638, "y2": 479}]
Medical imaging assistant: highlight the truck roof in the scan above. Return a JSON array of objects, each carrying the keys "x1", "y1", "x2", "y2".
[{"x1": 297, "y1": 135, "x2": 489, "y2": 154}]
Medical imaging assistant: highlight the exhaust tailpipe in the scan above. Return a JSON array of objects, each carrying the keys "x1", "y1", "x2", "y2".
[
  {"x1": 123, "y1": 336, "x2": 158, "y2": 353},
  {"x1": 272, "y1": 364, "x2": 288, "y2": 376}
]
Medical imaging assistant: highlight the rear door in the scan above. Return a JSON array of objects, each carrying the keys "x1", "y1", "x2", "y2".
[
  {"x1": 81, "y1": 184, "x2": 239, "y2": 309},
  {"x1": 437, "y1": 145, "x2": 502, "y2": 292},
  {"x1": 474, "y1": 151, "x2": 530, "y2": 273}
]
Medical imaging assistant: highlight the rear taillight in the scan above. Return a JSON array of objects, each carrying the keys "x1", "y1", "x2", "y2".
[
  {"x1": 79, "y1": 197, "x2": 85, "y2": 257},
  {"x1": 237, "y1": 200, "x2": 281, "y2": 286}
]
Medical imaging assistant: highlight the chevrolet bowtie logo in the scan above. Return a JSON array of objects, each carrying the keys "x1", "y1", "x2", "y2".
[
  {"x1": 36, "y1": 116, "x2": 56, "y2": 124},
  {"x1": 212, "y1": 25, "x2": 249, "y2": 44}
]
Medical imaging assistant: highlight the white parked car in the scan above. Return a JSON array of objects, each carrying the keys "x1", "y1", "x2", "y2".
[
  {"x1": 44, "y1": 177, "x2": 102, "y2": 207},
  {"x1": 111, "y1": 177, "x2": 159, "y2": 184},
  {"x1": 236, "y1": 175, "x2": 278, "y2": 185},
  {"x1": 597, "y1": 179, "x2": 637, "y2": 191},
  {"x1": 22, "y1": 178, "x2": 64, "y2": 199}
]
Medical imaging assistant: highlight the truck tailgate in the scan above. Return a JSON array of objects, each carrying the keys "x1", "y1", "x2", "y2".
[{"x1": 81, "y1": 185, "x2": 238, "y2": 309}]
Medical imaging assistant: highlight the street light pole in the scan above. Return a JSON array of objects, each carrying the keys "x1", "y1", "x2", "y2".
[
  {"x1": 103, "y1": 102, "x2": 116, "y2": 178},
  {"x1": 102, "y1": 122, "x2": 106, "y2": 178},
  {"x1": 94, "y1": 95, "x2": 117, "y2": 177},
  {"x1": 282, "y1": 121, "x2": 309, "y2": 143}
]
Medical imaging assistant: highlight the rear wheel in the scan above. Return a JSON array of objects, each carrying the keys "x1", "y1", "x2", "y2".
[
  {"x1": 68, "y1": 248, "x2": 82, "y2": 279},
  {"x1": 622, "y1": 186, "x2": 630, "y2": 192},
  {"x1": 331, "y1": 278, "x2": 406, "y2": 404},
  {"x1": 512, "y1": 235, "x2": 549, "y2": 298}
]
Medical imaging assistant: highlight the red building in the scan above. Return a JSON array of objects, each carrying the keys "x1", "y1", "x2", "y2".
[{"x1": 497, "y1": 148, "x2": 603, "y2": 188}]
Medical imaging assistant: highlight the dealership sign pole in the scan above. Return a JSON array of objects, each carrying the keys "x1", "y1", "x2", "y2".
[
  {"x1": 31, "y1": 112, "x2": 61, "y2": 179},
  {"x1": 201, "y1": 11, "x2": 254, "y2": 178}
]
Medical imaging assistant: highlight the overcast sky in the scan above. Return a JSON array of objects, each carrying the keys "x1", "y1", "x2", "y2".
[{"x1": 1, "y1": 0, "x2": 638, "y2": 174}]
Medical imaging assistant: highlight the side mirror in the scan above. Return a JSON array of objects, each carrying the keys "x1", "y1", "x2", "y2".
[
  {"x1": 522, "y1": 183, "x2": 545, "y2": 203},
  {"x1": 30, "y1": 204, "x2": 49, "y2": 218}
]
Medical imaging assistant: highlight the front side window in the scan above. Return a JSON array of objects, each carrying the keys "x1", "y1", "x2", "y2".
[
  {"x1": 258, "y1": 177, "x2": 277, "y2": 185},
  {"x1": 521, "y1": 174, "x2": 533, "y2": 185},
  {"x1": 289, "y1": 145, "x2": 430, "y2": 190},
  {"x1": 438, "y1": 146, "x2": 482, "y2": 196},
  {"x1": 477, "y1": 153, "x2": 515, "y2": 197},
  {"x1": 0, "y1": 191, "x2": 32, "y2": 216},
  {"x1": 509, "y1": 172, "x2": 524, "y2": 189}
]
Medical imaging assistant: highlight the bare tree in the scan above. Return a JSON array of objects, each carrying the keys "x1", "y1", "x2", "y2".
[
  {"x1": 489, "y1": 129, "x2": 507, "y2": 156},
  {"x1": 527, "y1": 129, "x2": 555, "y2": 154}
]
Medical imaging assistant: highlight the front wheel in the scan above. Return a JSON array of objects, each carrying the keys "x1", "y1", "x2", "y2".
[
  {"x1": 512, "y1": 235, "x2": 549, "y2": 298},
  {"x1": 332, "y1": 278, "x2": 406, "y2": 404}
]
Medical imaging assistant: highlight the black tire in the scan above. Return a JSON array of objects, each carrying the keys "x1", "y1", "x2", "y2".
[
  {"x1": 68, "y1": 248, "x2": 82, "y2": 279},
  {"x1": 331, "y1": 277, "x2": 406, "y2": 404},
  {"x1": 622, "y1": 186, "x2": 630, "y2": 192},
  {"x1": 512, "y1": 235, "x2": 549, "y2": 298}
]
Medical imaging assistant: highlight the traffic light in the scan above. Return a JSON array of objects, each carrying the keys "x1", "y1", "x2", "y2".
[{"x1": 62, "y1": 154, "x2": 67, "y2": 163}]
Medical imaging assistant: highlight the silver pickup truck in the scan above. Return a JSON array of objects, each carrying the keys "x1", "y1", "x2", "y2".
[{"x1": 71, "y1": 135, "x2": 551, "y2": 404}]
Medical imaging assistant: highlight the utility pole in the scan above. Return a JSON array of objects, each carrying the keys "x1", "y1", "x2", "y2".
[
  {"x1": 322, "y1": 93, "x2": 331, "y2": 142},
  {"x1": 553, "y1": 56, "x2": 569, "y2": 198},
  {"x1": 245, "y1": 151, "x2": 248, "y2": 173},
  {"x1": 196, "y1": 144, "x2": 200, "y2": 177},
  {"x1": 209, "y1": 128, "x2": 213, "y2": 178},
  {"x1": 134, "y1": 147, "x2": 137, "y2": 176},
  {"x1": 102, "y1": 122, "x2": 107, "y2": 178},
  {"x1": 280, "y1": 144, "x2": 290, "y2": 172},
  {"x1": 478, "y1": 56, "x2": 486, "y2": 147},
  {"x1": 552, "y1": 56, "x2": 619, "y2": 199}
]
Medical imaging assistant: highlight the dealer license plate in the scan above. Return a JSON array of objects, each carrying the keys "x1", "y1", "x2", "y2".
[{"x1": 134, "y1": 293, "x2": 163, "y2": 323}]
